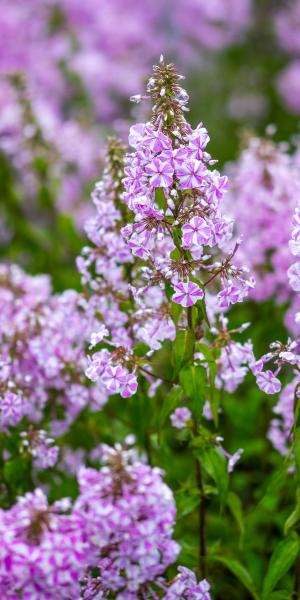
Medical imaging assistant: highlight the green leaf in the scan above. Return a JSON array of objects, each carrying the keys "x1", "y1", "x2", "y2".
[
  {"x1": 257, "y1": 462, "x2": 289, "y2": 511},
  {"x1": 197, "y1": 446, "x2": 229, "y2": 506},
  {"x1": 175, "y1": 488, "x2": 200, "y2": 518},
  {"x1": 179, "y1": 365, "x2": 206, "y2": 419},
  {"x1": 133, "y1": 342, "x2": 149, "y2": 357},
  {"x1": 284, "y1": 488, "x2": 300, "y2": 535},
  {"x1": 294, "y1": 427, "x2": 300, "y2": 487},
  {"x1": 172, "y1": 329, "x2": 195, "y2": 376},
  {"x1": 170, "y1": 301, "x2": 182, "y2": 325},
  {"x1": 269, "y1": 591, "x2": 291, "y2": 600},
  {"x1": 210, "y1": 555, "x2": 259, "y2": 599},
  {"x1": 262, "y1": 533, "x2": 300, "y2": 600},
  {"x1": 155, "y1": 187, "x2": 167, "y2": 210},
  {"x1": 197, "y1": 299, "x2": 210, "y2": 327},
  {"x1": 4, "y1": 457, "x2": 31, "y2": 492},
  {"x1": 158, "y1": 386, "x2": 182, "y2": 429},
  {"x1": 227, "y1": 491, "x2": 245, "y2": 546}
]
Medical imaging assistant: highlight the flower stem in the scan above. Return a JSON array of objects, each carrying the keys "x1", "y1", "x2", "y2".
[
  {"x1": 193, "y1": 417, "x2": 206, "y2": 578},
  {"x1": 195, "y1": 456, "x2": 206, "y2": 578}
]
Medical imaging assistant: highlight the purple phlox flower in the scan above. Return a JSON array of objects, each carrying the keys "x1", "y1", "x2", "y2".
[
  {"x1": 172, "y1": 147, "x2": 190, "y2": 169},
  {"x1": 172, "y1": 280, "x2": 204, "y2": 307},
  {"x1": 143, "y1": 124, "x2": 172, "y2": 153},
  {"x1": 1, "y1": 390, "x2": 24, "y2": 428},
  {"x1": 164, "y1": 566, "x2": 211, "y2": 599},
  {"x1": 187, "y1": 125, "x2": 210, "y2": 160},
  {"x1": 176, "y1": 159, "x2": 206, "y2": 189},
  {"x1": 210, "y1": 216, "x2": 233, "y2": 247},
  {"x1": 256, "y1": 370, "x2": 281, "y2": 394},
  {"x1": 217, "y1": 284, "x2": 244, "y2": 309},
  {"x1": 288, "y1": 261, "x2": 300, "y2": 292},
  {"x1": 85, "y1": 349, "x2": 111, "y2": 382},
  {"x1": 170, "y1": 407, "x2": 192, "y2": 429},
  {"x1": 220, "y1": 447, "x2": 244, "y2": 473},
  {"x1": 218, "y1": 275, "x2": 254, "y2": 309},
  {"x1": 127, "y1": 235, "x2": 151, "y2": 260},
  {"x1": 145, "y1": 157, "x2": 174, "y2": 188},
  {"x1": 90, "y1": 326, "x2": 109, "y2": 348},
  {"x1": 120, "y1": 372, "x2": 138, "y2": 398},
  {"x1": 208, "y1": 172, "x2": 229, "y2": 204},
  {"x1": 20, "y1": 429, "x2": 59, "y2": 470},
  {"x1": 101, "y1": 365, "x2": 129, "y2": 393},
  {"x1": 128, "y1": 123, "x2": 146, "y2": 149},
  {"x1": 249, "y1": 358, "x2": 264, "y2": 375},
  {"x1": 182, "y1": 216, "x2": 213, "y2": 248}
]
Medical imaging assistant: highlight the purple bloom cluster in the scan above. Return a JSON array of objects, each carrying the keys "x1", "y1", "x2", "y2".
[
  {"x1": 0, "y1": 0, "x2": 253, "y2": 226},
  {"x1": 226, "y1": 135, "x2": 300, "y2": 322},
  {"x1": 274, "y1": 1, "x2": 300, "y2": 115},
  {"x1": 84, "y1": 58, "x2": 254, "y2": 401},
  {"x1": 251, "y1": 185, "x2": 300, "y2": 455},
  {"x1": 0, "y1": 444, "x2": 184, "y2": 599},
  {"x1": 123, "y1": 61, "x2": 253, "y2": 310},
  {"x1": 164, "y1": 566, "x2": 211, "y2": 599},
  {"x1": 0, "y1": 263, "x2": 104, "y2": 446},
  {"x1": 75, "y1": 443, "x2": 180, "y2": 597}
]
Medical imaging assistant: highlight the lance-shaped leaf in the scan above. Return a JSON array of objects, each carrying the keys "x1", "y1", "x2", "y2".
[
  {"x1": 262, "y1": 533, "x2": 300, "y2": 600},
  {"x1": 172, "y1": 329, "x2": 195, "y2": 376},
  {"x1": 179, "y1": 365, "x2": 206, "y2": 419}
]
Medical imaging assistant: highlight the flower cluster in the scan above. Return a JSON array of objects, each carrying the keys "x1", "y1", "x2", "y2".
[
  {"x1": 251, "y1": 186, "x2": 300, "y2": 455},
  {"x1": 0, "y1": 443, "x2": 187, "y2": 599},
  {"x1": 0, "y1": 0, "x2": 253, "y2": 233},
  {"x1": 20, "y1": 427, "x2": 59, "y2": 470},
  {"x1": 124, "y1": 58, "x2": 253, "y2": 305},
  {"x1": 0, "y1": 263, "x2": 104, "y2": 445},
  {"x1": 75, "y1": 443, "x2": 180, "y2": 597},
  {"x1": 164, "y1": 566, "x2": 211, "y2": 599},
  {"x1": 0, "y1": 488, "x2": 87, "y2": 600},
  {"x1": 226, "y1": 135, "x2": 300, "y2": 320},
  {"x1": 84, "y1": 58, "x2": 254, "y2": 402},
  {"x1": 274, "y1": 1, "x2": 300, "y2": 115}
]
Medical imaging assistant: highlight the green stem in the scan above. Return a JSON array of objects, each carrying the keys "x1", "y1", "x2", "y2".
[
  {"x1": 195, "y1": 454, "x2": 206, "y2": 578},
  {"x1": 193, "y1": 417, "x2": 206, "y2": 578}
]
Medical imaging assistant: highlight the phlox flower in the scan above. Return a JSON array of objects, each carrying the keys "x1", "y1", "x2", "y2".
[
  {"x1": 164, "y1": 566, "x2": 211, "y2": 599},
  {"x1": 145, "y1": 158, "x2": 174, "y2": 188},
  {"x1": 142, "y1": 124, "x2": 172, "y2": 153},
  {"x1": 187, "y1": 126, "x2": 210, "y2": 160},
  {"x1": 172, "y1": 280, "x2": 204, "y2": 307},
  {"x1": 182, "y1": 216, "x2": 213, "y2": 248},
  {"x1": 170, "y1": 407, "x2": 192, "y2": 429},
  {"x1": 217, "y1": 284, "x2": 244, "y2": 309},
  {"x1": 176, "y1": 159, "x2": 206, "y2": 189},
  {"x1": 288, "y1": 261, "x2": 300, "y2": 292},
  {"x1": 90, "y1": 326, "x2": 109, "y2": 348},
  {"x1": 1, "y1": 391, "x2": 24, "y2": 428},
  {"x1": 256, "y1": 370, "x2": 281, "y2": 395}
]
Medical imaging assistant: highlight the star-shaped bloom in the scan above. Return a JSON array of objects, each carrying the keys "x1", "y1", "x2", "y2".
[
  {"x1": 142, "y1": 124, "x2": 172, "y2": 153},
  {"x1": 182, "y1": 216, "x2": 213, "y2": 248},
  {"x1": 217, "y1": 285, "x2": 243, "y2": 309},
  {"x1": 176, "y1": 159, "x2": 206, "y2": 189},
  {"x1": 256, "y1": 370, "x2": 281, "y2": 395},
  {"x1": 101, "y1": 365, "x2": 129, "y2": 393},
  {"x1": 172, "y1": 280, "x2": 204, "y2": 307},
  {"x1": 145, "y1": 158, "x2": 174, "y2": 187}
]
